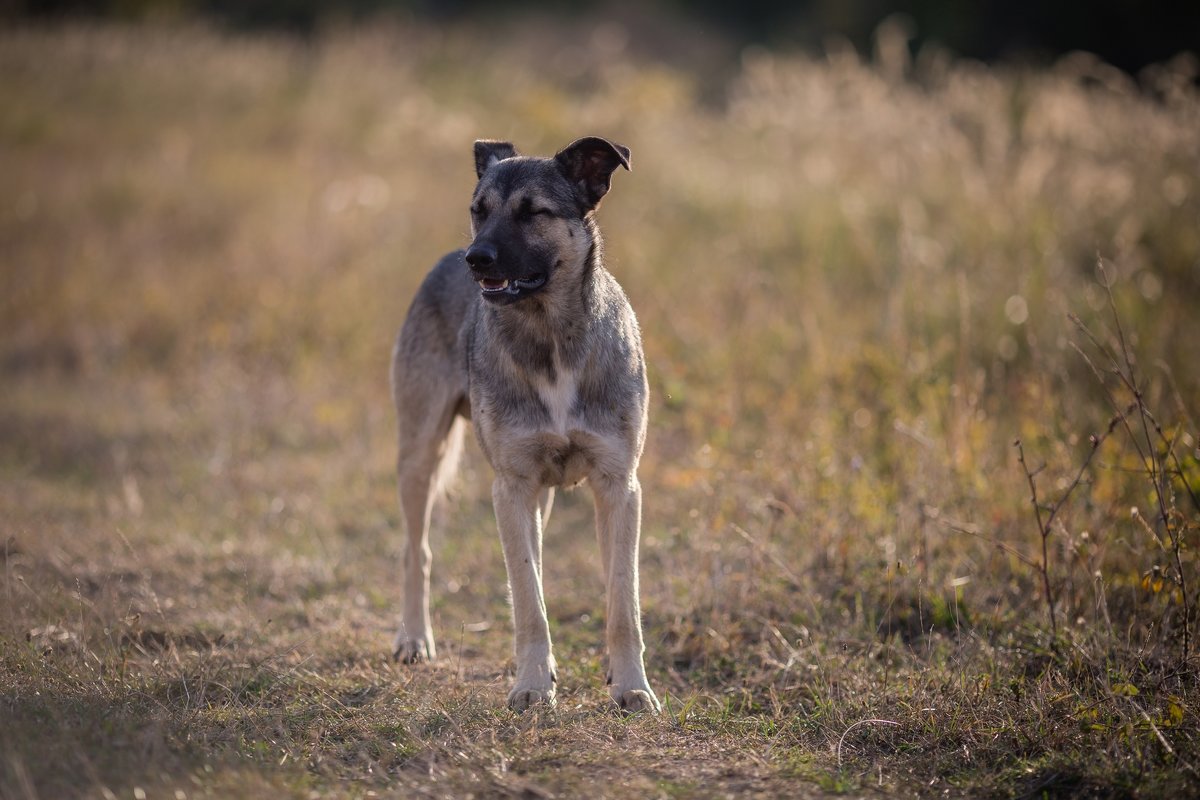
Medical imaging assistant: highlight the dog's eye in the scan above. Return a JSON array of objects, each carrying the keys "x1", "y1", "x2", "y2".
[
  {"x1": 470, "y1": 203, "x2": 488, "y2": 219},
  {"x1": 514, "y1": 198, "x2": 554, "y2": 223},
  {"x1": 518, "y1": 207, "x2": 553, "y2": 222}
]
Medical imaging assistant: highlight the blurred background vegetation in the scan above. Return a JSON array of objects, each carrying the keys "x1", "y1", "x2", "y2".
[{"x1": 8, "y1": 0, "x2": 1200, "y2": 73}]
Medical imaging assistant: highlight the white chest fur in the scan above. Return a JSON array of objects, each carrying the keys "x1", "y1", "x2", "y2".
[{"x1": 536, "y1": 363, "x2": 578, "y2": 435}]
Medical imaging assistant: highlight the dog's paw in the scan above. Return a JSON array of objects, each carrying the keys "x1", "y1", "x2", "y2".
[
  {"x1": 392, "y1": 633, "x2": 435, "y2": 664},
  {"x1": 507, "y1": 684, "x2": 557, "y2": 712},
  {"x1": 612, "y1": 686, "x2": 661, "y2": 715},
  {"x1": 507, "y1": 668, "x2": 557, "y2": 712}
]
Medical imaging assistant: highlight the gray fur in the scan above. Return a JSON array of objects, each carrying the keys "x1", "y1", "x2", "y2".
[{"x1": 391, "y1": 136, "x2": 659, "y2": 713}]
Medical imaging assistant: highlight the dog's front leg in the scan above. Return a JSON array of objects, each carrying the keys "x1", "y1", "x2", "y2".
[
  {"x1": 493, "y1": 475, "x2": 557, "y2": 711},
  {"x1": 593, "y1": 475, "x2": 660, "y2": 713}
]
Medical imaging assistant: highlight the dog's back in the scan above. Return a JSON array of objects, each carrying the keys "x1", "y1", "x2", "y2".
[{"x1": 392, "y1": 250, "x2": 474, "y2": 399}]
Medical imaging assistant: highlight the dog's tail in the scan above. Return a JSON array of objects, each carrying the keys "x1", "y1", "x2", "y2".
[{"x1": 430, "y1": 416, "x2": 466, "y2": 501}]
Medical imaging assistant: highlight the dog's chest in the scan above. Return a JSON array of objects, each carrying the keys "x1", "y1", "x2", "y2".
[
  {"x1": 531, "y1": 360, "x2": 593, "y2": 487},
  {"x1": 534, "y1": 363, "x2": 578, "y2": 435}
]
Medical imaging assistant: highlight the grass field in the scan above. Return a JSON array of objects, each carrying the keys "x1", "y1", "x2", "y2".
[{"x1": 2, "y1": 19, "x2": 1199, "y2": 798}]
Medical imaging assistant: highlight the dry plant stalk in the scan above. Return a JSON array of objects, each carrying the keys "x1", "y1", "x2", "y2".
[
  {"x1": 1014, "y1": 420, "x2": 1116, "y2": 643},
  {"x1": 1066, "y1": 260, "x2": 1196, "y2": 660},
  {"x1": 1021, "y1": 258, "x2": 1196, "y2": 661},
  {"x1": 1012, "y1": 261, "x2": 1200, "y2": 662}
]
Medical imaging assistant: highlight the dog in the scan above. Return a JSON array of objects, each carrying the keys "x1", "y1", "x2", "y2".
[{"x1": 390, "y1": 136, "x2": 659, "y2": 713}]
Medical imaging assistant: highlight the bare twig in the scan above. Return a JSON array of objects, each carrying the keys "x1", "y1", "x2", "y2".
[
  {"x1": 1099, "y1": 262, "x2": 1189, "y2": 657},
  {"x1": 1014, "y1": 415, "x2": 1116, "y2": 644},
  {"x1": 1069, "y1": 261, "x2": 1193, "y2": 660},
  {"x1": 1124, "y1": 697, "x2": 1198, "y2": 776},
  {"x1": 1016, "y1": 440, "x2": 1057, "y2": 640},
  {"x1": 1139, "y1": 376, "x2": 1200, "y2": 513},
  {"x1": 930, "y1": 514, "x2": 1039, "y2": 569}
]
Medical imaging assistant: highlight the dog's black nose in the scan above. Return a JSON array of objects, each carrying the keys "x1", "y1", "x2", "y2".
[{"x1": 465, "y1": 243, "x2": 497, "y2": 270}]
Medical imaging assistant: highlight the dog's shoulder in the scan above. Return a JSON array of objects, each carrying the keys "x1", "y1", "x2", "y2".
[
  {"x1": 396, "y1": 250, "x2": 478, "y2": 364},
  {"x1": 415, "y1": 250, "x2": 477, "y2": 311},
  {"x1": 588, "y1": 267, "x2": 643, "y2": 357}
]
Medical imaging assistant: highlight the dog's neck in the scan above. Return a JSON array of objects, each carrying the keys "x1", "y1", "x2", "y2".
[{"x1": 482, "y1": 220, "x2": 606, "y2": 367}]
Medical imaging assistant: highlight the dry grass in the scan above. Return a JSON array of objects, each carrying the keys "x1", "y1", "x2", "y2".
[{"x1": 2, "y1": 19, "x2": 1199, "y2": 798}]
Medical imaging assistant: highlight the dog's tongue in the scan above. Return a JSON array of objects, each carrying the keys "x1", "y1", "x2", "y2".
[{"x1": 480, "y1": 278, "x2": 508, "y2": 291}]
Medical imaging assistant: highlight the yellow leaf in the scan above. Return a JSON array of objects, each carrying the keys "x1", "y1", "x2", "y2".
[
  {"x1": 1167, "y1": 698, "x2": 1184, "y2": 727},
  {"x1": 1112, "y1": 682, "x2": 1139, "y2": 697},
  {"x1": 1152, "y1": 577, "x2": 1165, "y2": 594}
]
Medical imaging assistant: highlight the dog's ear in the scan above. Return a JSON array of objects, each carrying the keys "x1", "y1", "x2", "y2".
[
  {"x1": 554, "y1": 136, "x2": 631, "y2": 210},
  {"x1": 474, "y1": 140, "x2": 519, "y2": 179}
]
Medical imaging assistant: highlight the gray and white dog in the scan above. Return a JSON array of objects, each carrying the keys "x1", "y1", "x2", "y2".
[{"x1": 390, "y1": 136, "x2": 659, "y2": 713}]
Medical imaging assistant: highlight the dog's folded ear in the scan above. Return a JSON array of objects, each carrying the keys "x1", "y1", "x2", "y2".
[
  {"x1": 474, "y1": 140, "x2": 519, "y2": 179},
  {"x1": 554, "y1": 136, "x2": 631, "y2": 211}
]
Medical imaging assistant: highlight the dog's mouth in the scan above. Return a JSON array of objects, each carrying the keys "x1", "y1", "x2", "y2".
[{"x1": 477, "y1": 273, "x2": 547, "y2": 299}]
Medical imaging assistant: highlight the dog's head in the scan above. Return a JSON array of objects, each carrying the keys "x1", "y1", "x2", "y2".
[{"x1": 464, "y1": 136, "x2": 631, "y2": 304}]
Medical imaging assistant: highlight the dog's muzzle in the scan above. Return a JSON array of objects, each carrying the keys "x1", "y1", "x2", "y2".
[
  {"x1": 466, "y1": 244, "x2": 547, "y2": 301},
  {"x1": 476, "y1": 274, "x2": 548, "y2": 297}
]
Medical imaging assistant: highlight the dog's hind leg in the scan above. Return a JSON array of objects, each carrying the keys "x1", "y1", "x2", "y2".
[{"x1": 393, "y1": 402, "x2": 465, "y2": 664}]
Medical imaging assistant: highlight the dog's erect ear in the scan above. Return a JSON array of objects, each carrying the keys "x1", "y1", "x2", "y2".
[
  {"x1": 554, "y1": 136, "x2": 631, "y2": 210},
  {"x1": 474, "y1": 140, "x2": 519, "y2": 179}
]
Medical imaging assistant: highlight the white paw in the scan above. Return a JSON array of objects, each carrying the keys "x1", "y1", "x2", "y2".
[
  {"x1": 393, "y1": 631, "x2": 435, "y2": 664},
  {"x1": 507, "y1": 683, "x2": 557, "y2": 712},
  {"x1": 611, "y1": 685, "x2": 661, "y2": 714},
  {"x1": 507, "y1": 664, "x2": 557, "y2": 712}
]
